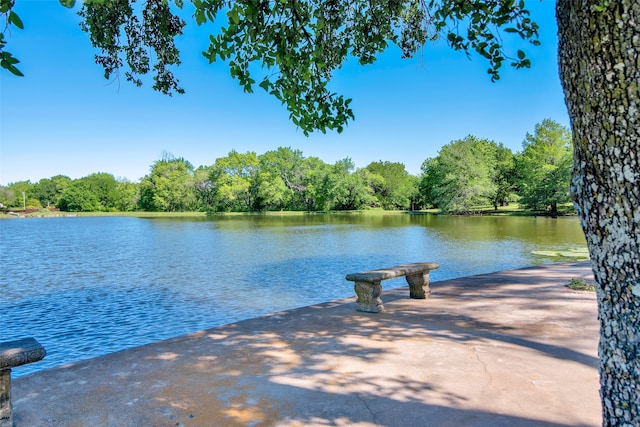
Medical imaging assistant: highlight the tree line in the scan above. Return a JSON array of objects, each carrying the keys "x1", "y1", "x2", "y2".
[{"x1": 1, "y1": 119, "x2": 571, "y2": 216}]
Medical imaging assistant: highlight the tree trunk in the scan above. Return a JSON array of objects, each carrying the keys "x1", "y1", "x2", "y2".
[{"x1": 556, "y1": 2, "x2": 639, "y2": 425}]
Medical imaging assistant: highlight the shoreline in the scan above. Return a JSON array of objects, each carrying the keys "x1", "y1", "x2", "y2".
[{"x1": 1, "y1": 207, "x2": 579, "y2": 220}]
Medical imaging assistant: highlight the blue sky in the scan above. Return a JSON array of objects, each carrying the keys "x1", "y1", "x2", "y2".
[{"x1": 0, "y1": 1, "x2": 568, "y2": 185}]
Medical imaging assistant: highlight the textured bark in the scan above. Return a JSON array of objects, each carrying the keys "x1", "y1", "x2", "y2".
[{"x1": 557, "y1": 2, "x2": 640, "y2": 425}]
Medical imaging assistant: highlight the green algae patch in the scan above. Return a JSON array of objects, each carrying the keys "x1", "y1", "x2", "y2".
[{"x1": 531, "y1": 247, "x2": 589, "y2": 260}]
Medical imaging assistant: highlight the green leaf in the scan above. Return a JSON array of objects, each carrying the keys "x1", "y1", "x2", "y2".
[
  {"x1": 259, "y1": 79, "x2": 271, "y2": 91},
  {"x1": 228, "y1": 7, "x2": 240, "y2": 25},
  {"x1": 59, "y1": 0, "x2": 76, "y2": 8},
  {"x1": 2, "y1": 55, "x2": 19, "y2": 65},
  {"x1": 9, "y1": 11, "x2": 24, "y2": 30},
  {"x1": 517, "y1": 49, "x2": 525, "y2": 60},
  {"x1": 1, "y1": 50, "x2": 23, "y2": 76},
  {"x1": 195, "y1": 9, "x2": 206, "y2": 25},
  {"x1": 4, "y1": 62, "x2": 24, "y2": 76}
]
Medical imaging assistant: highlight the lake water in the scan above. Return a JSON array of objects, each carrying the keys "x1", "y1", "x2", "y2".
[{"x1": 0, "y1": 213, "x2": 588, "y2": 377}]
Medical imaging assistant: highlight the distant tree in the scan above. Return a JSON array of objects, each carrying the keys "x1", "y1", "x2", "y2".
[
  {"x1": 16, "y1": 177, "x2": 65, "y2": 209},
  {"x1": 418, "y1": 158, "x2": 442, "y2": 209},
  {"x1": 193, "y1": 165, "x2": 216, "y2": 212},
  {"x1": 137, "y1": 178, "x2": 155, "y2": 212},
  {"x1": 50, "y1": 175, "x2": 72, "y2": 189},
  {"x1": 421, "y1": 136, "x2": 498, "y2": 213},
  {"x1": 490, "y1": 143, "x2": 517, "y2": 210},
  {"x1": 1, "y1": 181, "x2": 32, "y2": 209},
  {"x1": 364, "y1": 161, "x2": 416, "y2": 210},
  {"x1": 300, "y1": 156, "x2": 331, "y2": 211},
  {"x1": 256, "y1": 147, "x2": 307, "y2": 210},
  {"x1": 254, "y1": 169, "x2": 289, "y2": 211},
  {"x1": 112, "y1": 179, "x2": 139, "y2": 211},
  {"x1": 139, "y1": 154, "x2": 196, "y2": 211},
  {"x1": 516, "y1": 119, "x2": 572, "y2": 217},
  {"x1": 406, "y1": 175, "x2": 422, "y2": 211},
  {"x1": 360, "y1": 168, "x2": 386, "y2": 209},
  {"x1": 31, "y1": 178, "x2": 58, "y2": 207},
  {"x1": 325, "y1": 158, "x2": 373, "y2": 210},
  {"x1": 58, "y1": 180, "x2": 101, "y2": 212},
  {"x1": 209, "y1": 150, "x2": 259, "y2": 212},
  {"x1": 81, "y1": 172, "x2": 120, "y2": 211},
  {"x1": 51, "y1": 175, "x2": 72, "y2": 206},
  {"x1": 0, "y1": 186, "x2": 13, "y2": 208}
]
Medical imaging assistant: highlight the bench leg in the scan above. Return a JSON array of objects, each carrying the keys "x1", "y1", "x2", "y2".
[
  {"x1": 0, "y1": 369, "x2": 11, "y2": 427},
  {"x1": 406, "y1": 271, "x2": 431, "y2": 299},
  {"x1": 354, "y1": 281, "x2": 384, "y2": 313}
]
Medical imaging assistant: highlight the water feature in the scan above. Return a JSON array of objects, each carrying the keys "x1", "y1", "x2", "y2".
[{"x1": 0, "y1": 213, "x2": 587, "y2": 377}]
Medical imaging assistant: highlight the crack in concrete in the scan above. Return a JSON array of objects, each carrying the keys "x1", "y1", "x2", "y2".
[
  {"x1": 473, "y1": 346, "x2": 494, "y2": 389},
  {"x1": 355, "y1": 393, "x2": 380, "y2": 426}
]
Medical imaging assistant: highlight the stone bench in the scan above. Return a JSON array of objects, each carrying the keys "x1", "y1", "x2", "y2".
[
  {"x1": 1, "y1": 338, "x2": 46, "y2": 427},
  {"x1": 346, "y1": 262, "x2": 440, "y2": 313}
]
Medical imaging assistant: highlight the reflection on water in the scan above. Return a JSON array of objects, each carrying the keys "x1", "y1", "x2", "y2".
[{"x1": 0, "y1": 213, "x2": 587, "y2": 376}]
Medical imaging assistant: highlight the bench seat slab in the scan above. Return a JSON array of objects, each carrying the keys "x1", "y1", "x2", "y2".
[
  {"x1": 0, "y1": 338, "x2": 46, "y2": 370},
  {"x1": 345, "y1": 262, "x2": 439, "y2": 283}
]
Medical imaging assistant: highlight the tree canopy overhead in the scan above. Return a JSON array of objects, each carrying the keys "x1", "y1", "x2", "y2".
[{"x1": 1, "y1": 0, "x2": 540, "y2": 135}]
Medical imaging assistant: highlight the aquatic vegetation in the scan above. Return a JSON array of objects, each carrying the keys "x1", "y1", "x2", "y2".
[{"x1": 531, "y1": 247, "x2": 589, "y2": 260}]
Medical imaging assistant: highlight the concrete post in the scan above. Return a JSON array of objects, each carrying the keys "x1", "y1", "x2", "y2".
[
  {"x1": 0, "y1": 338, "x2": 46, "y2": 427},
  {"x1": 0, "y1": 369, "x2": 11, "y2": 427},
  {"x1": 354, "y1": 281, "x2": 384, "y2": 313},
  {"x1": 406, "y1": 271, "x2": 431, "y2": 299}
]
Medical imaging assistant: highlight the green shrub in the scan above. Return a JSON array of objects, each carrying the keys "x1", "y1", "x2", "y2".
[{"x1": 567, "y1": 278, "x2": 595, "y2": 292}]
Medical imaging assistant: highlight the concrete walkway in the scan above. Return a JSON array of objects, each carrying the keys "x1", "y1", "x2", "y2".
[{"x1": 12, "y1": 262, "x2": 600, "y2": 426}]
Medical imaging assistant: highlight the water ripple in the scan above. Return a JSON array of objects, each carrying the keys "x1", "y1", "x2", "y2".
[{"x1": 0, "y1": 215, "x2": 586, "y2": 377}]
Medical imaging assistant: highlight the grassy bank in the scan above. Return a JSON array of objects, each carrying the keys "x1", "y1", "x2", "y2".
[
  {"x1": 0, "y1": 210, "x2": 209, "y2": 219},
  {"x1": 1, "y1": 203, "x2": 576, "y2": 219},
  {"x1": 2, "y1": 208, "x2": 408, "y2": 219}
]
